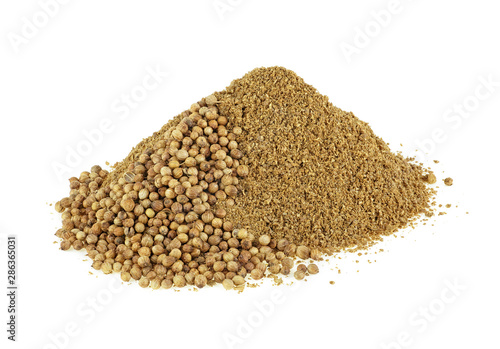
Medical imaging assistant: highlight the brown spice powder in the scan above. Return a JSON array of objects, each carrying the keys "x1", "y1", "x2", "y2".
[{"x1": 215, "y1": 67, "x2": 434, "y2": 251}]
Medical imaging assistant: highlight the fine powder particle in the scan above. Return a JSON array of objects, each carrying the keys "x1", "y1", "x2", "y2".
[
  {"x1": 54, "y1": 66, "x2": 437, "y2": 289},
  {"x1": 444, "y1": 177, "x2": 453, "y2": 186}
]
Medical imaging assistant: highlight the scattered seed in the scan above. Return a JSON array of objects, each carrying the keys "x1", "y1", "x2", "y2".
[{"x1": 307, "y1": 264, "x2": 319, "y2": 274}]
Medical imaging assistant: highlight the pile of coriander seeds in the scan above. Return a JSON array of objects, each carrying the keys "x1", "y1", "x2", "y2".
[
  {"x1": 55, "y1": 92, "x2": 320, "y2": 290},
  {"x1": 55, "y1": 67, "x2": 435, "y2": 290}
]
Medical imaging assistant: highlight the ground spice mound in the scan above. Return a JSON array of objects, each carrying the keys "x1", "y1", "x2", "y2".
[
  {"x1": 215, "y1": 67, "x2": 434, "y2": 251},
  {"x1": 54, "y1": 66, "x2": 435, "y2": 290}
]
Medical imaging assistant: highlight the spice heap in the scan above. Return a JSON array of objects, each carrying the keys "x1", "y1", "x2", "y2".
[{"x1": 55, "y1": 67, "x2": 435, "y2": 290}]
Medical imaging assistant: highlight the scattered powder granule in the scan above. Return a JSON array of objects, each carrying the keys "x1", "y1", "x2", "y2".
[
  {"x1": 424, "y1": 173, "x2": 437, "y2": 184},
  {"x1": 54, "y1": 66, "x2": 439, "y2": 290},
  {"x1": 444, "y1": 177, "x2": 453, "y2": 186}
]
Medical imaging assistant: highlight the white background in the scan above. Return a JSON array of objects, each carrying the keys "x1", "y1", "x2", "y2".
[{"x1": 1, "y1": 1, "x2": 499, "y2": 348}]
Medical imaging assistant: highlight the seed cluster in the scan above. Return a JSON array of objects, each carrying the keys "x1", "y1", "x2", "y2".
[
  {"x1": 55, "y1": 66, "x2": 437, "y2": 290},
  {"x1": 55, "y1": 93, "x2": 319, "y2": 290}
]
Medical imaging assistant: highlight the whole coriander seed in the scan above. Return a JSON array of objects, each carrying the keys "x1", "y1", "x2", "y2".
[
  {"x1": 232, "y1": 275, "x2": 245, "y2": 285},
  {"x1": 121, "y1": 271, "x2": 132, "y2": 282},
  {"x1": 296, "y1": 246, "x2": 310, "y2": 259},
  {"x1": 258, "y1": 234, "x2": 271, "y2": 246},
  {"x1": 173, "y1": 275, "x2": 187, "y2": 288},
  {"x1": 250, "y1": 269, "x2": 263, "y2": 280},
  {"x1": 294, "y1": 270, "x2": 306, "y2": 280},
  {"x1": 121, "y1": 199, "x2": 135, "y2": 212},
  {"x1": 236, "y1": 165, "x2": 249, "y2": 177},
  {"x1": 307, "y1": 264, "x2": 319, "y2": 274},
  {"x1": 222, "y1": 279, "x2": 234, "y2": 290},
  {"x1": 195, "y1": 274, "x2": 208, "y2": 288},
  {"x1": 138, "y1": 276, "x2": 150, "y2": 288},
  {"x1": 297, "y1": 264, "x2": 307, "y2": 273}
]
